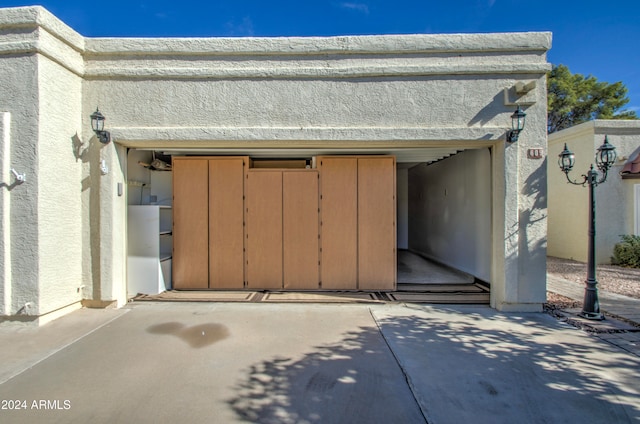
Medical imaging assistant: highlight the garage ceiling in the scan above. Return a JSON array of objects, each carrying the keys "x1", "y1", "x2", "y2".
[{"x1": 158, "y1": 147, "x2": 467, "y2": 166}]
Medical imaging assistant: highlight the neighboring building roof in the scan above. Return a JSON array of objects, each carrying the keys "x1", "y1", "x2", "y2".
[
  {"x1": 621, "y1": 151, "x2": 640, "y2": 178},
  {"x1": 548, "y1": 120, "x2": 640, "y2": 146}
]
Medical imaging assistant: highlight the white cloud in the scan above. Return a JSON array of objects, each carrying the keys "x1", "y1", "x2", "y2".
[
  {"x1": 224, "y1": 17, "x2": 255, "y2": 36},
  {"x1": 340, "y1": 2, "x2": 370, "y2": 14}
]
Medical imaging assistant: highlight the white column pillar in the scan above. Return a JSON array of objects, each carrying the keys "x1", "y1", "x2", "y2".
[
  {"x1": 491, "y1": 140, "x2": 522, "y2": 310},
  {"x1": 95, "y1": 141, "x2": 128, "y2": 307}
]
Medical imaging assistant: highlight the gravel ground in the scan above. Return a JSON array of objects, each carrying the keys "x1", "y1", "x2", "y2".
[{"x1": 547, "y1": 256, "x2": 640, "y2": 300}]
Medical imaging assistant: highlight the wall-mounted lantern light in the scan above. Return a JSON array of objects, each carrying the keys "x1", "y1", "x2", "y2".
[
  {"x1": 557, "y1": 135, "x2": 617, "y2": 320},
  {"x1": 90, "y1": 107, "x2": 111, "y2": 144},
  {"x1": 506, "y1": 106, "x2": 526, "y2": 143}
]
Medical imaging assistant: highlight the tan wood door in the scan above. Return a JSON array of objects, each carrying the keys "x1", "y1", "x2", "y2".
[
  {"x1": 209, "y1": 158, "x2": 246, "y2": 289},
  {"x1": 246, "y1": 171, "x2": 283, "y2": 289},
  {"x1": 283, "y1": 170, "x2": 319, "y2": 289},
  {"x1": 319, "y1": 157, "x2": 358, "y2": 289},
  {"x1": 172, "y1": 158, "x2": 209, "y2": 289},
  {"x1": 173, "y1": 155, "x2": 395, "y2": 292},
  {"x1": 358, "y1": 157, "x2": 396, "y2": 290}
]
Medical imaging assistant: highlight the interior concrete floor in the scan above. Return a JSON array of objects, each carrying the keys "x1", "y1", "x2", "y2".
[{"x1": 397, "y1": 250, "x2": 475, "y2": 285}]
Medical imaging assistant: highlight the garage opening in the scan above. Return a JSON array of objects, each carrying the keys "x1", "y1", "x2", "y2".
[
  {"x1": 396, "y1": 148, "x2": 492, "y2": 301},
  {"x1": 399, "y1": 148, "x2": 492, "y2": 282},
  {"x1": 125, "y1": 147, "x2": 491, "y2": 300}
]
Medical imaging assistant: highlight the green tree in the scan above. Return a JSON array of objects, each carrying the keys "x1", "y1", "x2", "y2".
[{"x1": 547, "y1": 64, "x2": 637, "y2": 134}]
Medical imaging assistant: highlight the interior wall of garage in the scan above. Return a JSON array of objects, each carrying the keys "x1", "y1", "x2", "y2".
[
  {"x1": 396, "y1": 168, "x2": 409, "y2": 250},
  {"x1": 408, "y1": 149, "x2": 491, "y2": 281}
]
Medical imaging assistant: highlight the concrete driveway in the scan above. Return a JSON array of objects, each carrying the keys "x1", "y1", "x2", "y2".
[{"x1": 1, "y1": 302, "x2": 639, "y2": 423}]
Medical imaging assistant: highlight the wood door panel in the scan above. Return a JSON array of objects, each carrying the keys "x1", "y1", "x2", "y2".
[
  {"x1": 358, "y1": 157, "x2": 396, "y2": 290},
  {"x1": 173, "y1": 155, "x2": 396, "y2": 292},
  {"x1": 209, "y1": 158, "x2": 245, "y2": 289},
  {"x1": 172, "y1": 158, "x2": 209, "y2": 289},
  {"x1": 319, "y1": 157, "x2": 358, "y2": 289},
  {"x1": 283, "y1": 171, "x2": 319, "y2": 289},
  {"x1": 246, "y1": 171, "x2": 283, "y2": 289}
]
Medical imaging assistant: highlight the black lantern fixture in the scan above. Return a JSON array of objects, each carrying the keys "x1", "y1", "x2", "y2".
[
  {"x1": 557, "y1": 135, "x2": 617, "y2": 320},
  {"x1": 506, "y1": 106, "x2": 526, "y2": 143},
  {"x1": 558, "y1": 143, "x2": 576, "y2": 173},
  {"x1": 90, "y1": 107, "x2": 111, "y2": 144},
  {"x1": 595, "y1": 135, "x2": 617, "y2": 173}
]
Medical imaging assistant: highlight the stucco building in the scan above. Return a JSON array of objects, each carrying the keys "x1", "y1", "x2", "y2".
[
  {"x1": 0, "y1": 6, "x2": 551, "y2": 324},
  {"x1": 548, "y1": 120, "x2": 640, "y2": 263}
]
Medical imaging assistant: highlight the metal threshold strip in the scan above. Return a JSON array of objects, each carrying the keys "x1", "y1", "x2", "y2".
[{"x1": 132, "y1": 284, "x2": 489, "y2": 304}]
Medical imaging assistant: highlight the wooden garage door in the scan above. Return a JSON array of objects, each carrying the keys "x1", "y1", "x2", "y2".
[
  {"x1": 173, "y1": 155, "x2": 394, "y2": 291},
  {"x1": 173, "y1": 158, "x2": 209, "y2": 289},
  {"x1": 319, "y1": 157, "x2": 358, "y2": 290},
  {"x1": 358, "y1": 157, "x2": 396, "y2": 290},
  {"x1": 209, "y1": 158, "x2": 246, "y2": 289},
  {"x1": 283, "y1": 170, "x2": 319, "y2": 289},
  {"x1": 246, "y1": 171, "x2": 283, "y2": 289}
]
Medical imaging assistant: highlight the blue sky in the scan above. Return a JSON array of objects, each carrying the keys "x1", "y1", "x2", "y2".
[{"x1": 2, "y1": 1, "x2": 639, "y2": 112}]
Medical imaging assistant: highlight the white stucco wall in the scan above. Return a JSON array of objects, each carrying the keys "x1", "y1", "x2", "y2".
[
  {"x1": 81, "y1": 27, "x2": 550, "y2": 312},
  {"x1": 549, "y1": 120, "x2": 640, "y2": 264},
  {"x1": 0, "y1": 5, "x2": 552, "y2": 318},
  {"x1": 0, "y1": 53, "x2": 40, "y2": 317},
  {"x1": 37, "y1": 53, "x2": 84, "y2": 315},
  {"x1": 409, "y1": 149, "x2": 492, "y2": 281},
  {"x1": 0, "y1": 7, "x2": 86, "y2": 320}
]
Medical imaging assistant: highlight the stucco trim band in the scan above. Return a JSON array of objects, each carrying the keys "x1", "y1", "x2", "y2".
[
  {"x1": 110, "y1": 126, "x2": 507, "y2": 146},
  {"x1": 0, "y1": 7, "x2": 84, "y2": 49},
  {"x1": 84, "y1": 33, "x2": 552, "y2": 56},
  {"x1": 83, "y1": 63, "x2": 550, "y2": 80},
  {"x1": 0, "y1": 7, "x2": 552, "y2": 82}
]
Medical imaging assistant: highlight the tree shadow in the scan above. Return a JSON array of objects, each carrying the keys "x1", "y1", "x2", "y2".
[
  {"x1": 227, "y1": 321, "x2": 427, "y2": 424},
  {"x1": 513, "y1": 157, "x2": 548, "y2": 300},
  {"x1": 227, "y1": 306, "x2": 640, "y2": 423},
  {"x1": 375, "y1": 306, "x2": 640, "y2": 423}
]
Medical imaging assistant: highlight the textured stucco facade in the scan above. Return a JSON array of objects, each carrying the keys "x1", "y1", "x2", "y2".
[
  {"x1": 548, "y1": 120, "x2": 640, "y2": 263},
  {"x1": 0, "y1": 6, "x2": 551, "y2": 322}
]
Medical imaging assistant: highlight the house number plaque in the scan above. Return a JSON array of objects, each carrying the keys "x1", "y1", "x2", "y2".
[{"x1": 527, "y1": 148, "x2": 544, "y2": 159}]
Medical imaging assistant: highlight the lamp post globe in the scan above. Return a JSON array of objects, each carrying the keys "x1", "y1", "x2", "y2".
[
  {"x1": 558, "y1": 143, "x2": 575, "y2": 174},
  {"x1": 595, "y1": 135, "x2": 617, "y2": 173}
]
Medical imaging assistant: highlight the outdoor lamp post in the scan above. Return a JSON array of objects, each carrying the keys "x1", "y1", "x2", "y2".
[{"x1": 557, "y1": 135, "x2": 617, "y2": 320}]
